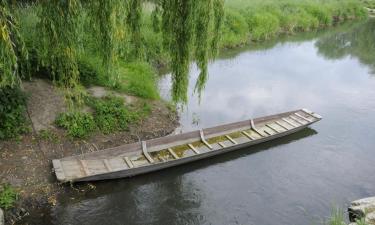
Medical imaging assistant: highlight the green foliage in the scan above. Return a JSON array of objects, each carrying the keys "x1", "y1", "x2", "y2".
[
  {"x1": 0, "y1": 87, "x2": 29, "y2": 140},
  {"x1": 327, "y1": 208, "x2": 347, "y2": 225},
  {"x1": 0, "y1": 184, "x2": 18, "y2": 210},
  {"x1": 0, "y1": 1, "x2": 29, "y2": 88},
  {"x1": 223, "y1": 0, "x2": 367, "y2": 46},
  {"x1": 87, "y1": 96, "x2": 137, "y2": 134},
  {"x1": 117, "y1": 62, "x2": 159, "y2": 99},
  {"x1": 248, "y1": 13, "x2": 280, "y2": 40},
  {"x1": 221, "y1": 9, "x2": 248, "y2": 47},
  {"x1": 38, "y1": 129, "x2": 59, "y2": 143},
  {"x1": 56, "y1": 111, "x2": 95, "y2": 138}
]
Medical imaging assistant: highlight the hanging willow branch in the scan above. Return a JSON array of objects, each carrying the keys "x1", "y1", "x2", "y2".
[
  {"x1": 38, "y1": 0, "x2": 81, "y2": 89},
  {"x1": 0, "y1": 0, "x2": 28, "y2": 88},
  {"x1": 126, "y1": 0, "x2": 142, "y2": 59},
  {"x1": 158, "y1": 0, "x2": 225, "y2": 102}
]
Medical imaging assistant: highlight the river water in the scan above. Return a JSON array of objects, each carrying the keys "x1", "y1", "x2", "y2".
[{"x1": 37, "y1": 20, "x2": 375, "y2": 225}]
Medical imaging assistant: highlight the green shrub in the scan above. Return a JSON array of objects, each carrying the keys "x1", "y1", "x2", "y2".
[
  {"x1": 88, "y1": 96, "x2": 138, "y2": 134},
  {"x1": 117, "y1": 62, "x2": 159, "y2": 100},
  {"x1": 0, "y1": 87, "x2": 29, "y2": 140},
  {"x1": 248, "y1": 12, "x2": 280, "y2": 40},
  {"x1": 55, "y1": 111, "x2": 96, "y2": 138},
  {"x1": 0, "y1": 184, "x2": 18, "y2": 210},
  {"x1": 221, "y1": 9, "x2": 249, "y2": 47}
]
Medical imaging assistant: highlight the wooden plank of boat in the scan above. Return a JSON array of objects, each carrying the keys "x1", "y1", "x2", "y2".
[
  {"x1": 275, "y1": 121, "x2": 290, "y2": 130},
  {"x1": 200, "y1": 129, "x2": 213, "y2": 149},
  {"x1": 241, "y1": 131, "x2": 254, "y2": 140},
  {"x1": 168, "y1": 148, "x2": 179, "y2": 159},
  {"x1": 142, "y1": 141, "x2": 154, "y2": 163},
  {"x1": 188, "y1": 144, "x2": 200, "y2": 154},
  {"x1": 225, "y1": 135, "x2": 237, "y2": 144},
  {"x1": 294, "y1": 112, "x2": 314, "y2": 123},
  {"x1": 52, "y1": 108, "x2": 322, "y2": 183},
  {"x1": 123, "y1": 157, "x2": 134, "y2": 169},
  {"x1": 250, "y1": 119, "x2": 266, "y2": 137}
]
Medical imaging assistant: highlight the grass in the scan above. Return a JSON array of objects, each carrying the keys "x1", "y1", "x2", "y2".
[
  {"x1": 325, "y1": 207, "x2": 369, "y2": 225},
  {"x1": 220, "y1": 0, "x2": 367, "y2": 47},
  {"x1": 0, "y1": 184, "x2": 18, "y2": 210}
]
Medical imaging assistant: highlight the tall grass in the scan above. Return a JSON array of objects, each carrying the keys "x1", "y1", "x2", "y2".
[{"x1": 221, "y1": 0, "x2": 367, "y2": 47}]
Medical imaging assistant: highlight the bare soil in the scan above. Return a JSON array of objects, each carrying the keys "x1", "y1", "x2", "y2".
[{"x1": 0, "y1": 79, "x2": 179, "y2": 224}]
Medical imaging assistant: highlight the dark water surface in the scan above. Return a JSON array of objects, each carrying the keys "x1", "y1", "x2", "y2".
[{"x1": 40, "y1": 20, "x2": 375, "y2": 225}]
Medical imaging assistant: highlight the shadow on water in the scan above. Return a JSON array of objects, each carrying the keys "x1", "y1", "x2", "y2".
[{"x1": 59, "y1": 127, "x2": 317, "y2": 202}]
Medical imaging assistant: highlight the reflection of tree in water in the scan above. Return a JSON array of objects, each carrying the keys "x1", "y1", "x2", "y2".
[{"x1": 316, "y1": 19, "x2": 375, "y2": 74}]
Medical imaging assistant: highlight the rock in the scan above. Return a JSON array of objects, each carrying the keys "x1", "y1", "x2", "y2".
[
  {"x1": 349, "y1": 197, "x2": 375, "y2": 222},
  {"x1": 365, "y1": 212, "x2": 375, "y2": 225},
  {"x1": 0, "y1": 208, "x2": 4, "y2": 225}
]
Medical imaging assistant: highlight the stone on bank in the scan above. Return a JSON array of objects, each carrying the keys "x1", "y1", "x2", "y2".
[
  {"x1": 0, "y1": 208, "x2": 4, "y2": 225},
  {"x1": 349, "y1": 197, "x2": 375, "y2": 224}
]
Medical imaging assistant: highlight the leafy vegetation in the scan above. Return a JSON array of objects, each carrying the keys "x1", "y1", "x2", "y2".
[
  {"x1": 0, "y1": 184, "x2": 18, "y2": 210},
  {"x1": 55, "y1": 111, "x2": 96, "y2": 138},
  {"x1": 87, "y1": 96, "x2": 138, "y2": 134},
  {"x1": 0, "y1": 87, "x2": 29, "y2": 140},
  {"x1": 56, "y1": 95, "x2": 151, "y2": 138}
]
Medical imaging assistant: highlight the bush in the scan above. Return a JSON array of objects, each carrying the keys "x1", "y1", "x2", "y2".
[
  {"x1": 0, "y1": 87, "x2": 29, "y2": 140},
  {"x1": 55, "y1": 111, "x2": 96, "y2": 138},
  {"x1": 0, "y1": 184, "x2": 18, "y2": 210},
  {"x1": 248, "y1": 12, "x2": 280, "y2": 40},
  {"x1": 221, "y1": 9, "x2": 249, "y2": 47},
  {"x1": 88, "y1": 96, "x2": 139, "y2": 134}
]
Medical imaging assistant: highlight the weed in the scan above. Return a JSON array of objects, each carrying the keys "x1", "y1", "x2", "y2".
[
  {"x1": 38, "y1": 129, "x2": 59, "y2": 143},
  {"x1": 87, "y1": 96, "x2": 138, "y2": 134},
  {"x1": 0, "y1": 184, "x2": 18, "y2": 210},
  {"x1": 55, "y1": 112, "x2": 96, "y2": 138}
]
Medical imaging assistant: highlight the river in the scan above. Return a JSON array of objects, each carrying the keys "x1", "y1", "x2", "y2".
[{"x1": 34, "y1": 19, "x2": 375, "y2": 225}]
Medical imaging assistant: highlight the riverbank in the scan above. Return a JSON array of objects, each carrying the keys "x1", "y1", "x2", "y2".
[{"x1": 0, "y1": 79, "x2": 179, "y2": 224}]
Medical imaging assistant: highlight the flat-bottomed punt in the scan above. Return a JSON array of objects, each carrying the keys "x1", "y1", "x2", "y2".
[{"x1": 53, "y1": 109, "x2": 322, "y2": 183}]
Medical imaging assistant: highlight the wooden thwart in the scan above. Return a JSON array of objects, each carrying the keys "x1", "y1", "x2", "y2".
[
  {"x1": 200, "y1": 129, "x2": 213, "y2": 149},
  {"x1": 123, "y1": 157, "x2": 134, "y2": 169},
  {"x1": 295, "y1": 113, "x2": 314, "y2": 123},
  {"x1": 275, "y1": 121, "x2": 290, "y2": 130},
  {"x1": 79, "y1": 159, "x2": 90, "y2": 176},
  {"x1": 250, "y1": 119, "x2": 266, "y2": 137},
  {"x1": 142, "y1": 141, "x2": 154, "y2": 163},
  {"x1": 103, "y1": 159, "x2": 113, "y2": 172},
  {"x1": 242, "y1": 131, "x2": 254, "y2": 140},
  {"x1": 289, "y1": 115, "x2": 305, "y2": 125},
  {"x1": 188, "y1": 144, "x2": 200, "y2": 154},
  {"x1": 266, "y1": 124, "x2": 279, "y2": 133},
  {"x1": 168, "y1": 148, "x2": 179, "y2": 159},
  {"x1": 225, "y1": 135, "x2": 237, "y2": 144},
  {"x1": 282, "y1": 118, "x2": 296, "y2": 127}
]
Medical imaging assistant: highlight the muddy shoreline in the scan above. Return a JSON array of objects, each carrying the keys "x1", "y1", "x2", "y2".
[{"x1": 0, "y1": 79, "x2": 179, "y2": 225}]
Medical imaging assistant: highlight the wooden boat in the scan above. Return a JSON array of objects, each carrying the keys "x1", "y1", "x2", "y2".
[{"x1": 52, "y1": 108, "x2": 322, "y2": 183}]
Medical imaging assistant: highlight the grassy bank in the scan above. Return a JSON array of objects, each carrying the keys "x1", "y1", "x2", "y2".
[{"x1": 220, "y1": 0, "x2": 367, "y2": 48}]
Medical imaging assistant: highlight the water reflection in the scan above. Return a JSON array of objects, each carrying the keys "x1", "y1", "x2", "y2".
[{"x1": 316, "y1": 19, "x2": 375, "y2": 74}]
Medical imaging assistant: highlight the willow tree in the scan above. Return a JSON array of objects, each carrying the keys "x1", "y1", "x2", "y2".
[
  {"x1": 0, "y1": 0, "x2": 28, "y2": 88},
  {"x1": 3, "y1": 0, "x2": 224, "y2": 104},
  {"x1": 158, "y1": 0, "x2": 225, "y2": 102}
]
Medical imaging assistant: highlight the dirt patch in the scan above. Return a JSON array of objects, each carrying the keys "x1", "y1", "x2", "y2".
[
  {"x1": 0, "y1": 80, "x2": 179, "y2": 224},
  {"x1": 22, "y1": 79, "x2": 67, "y2": 132}
]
